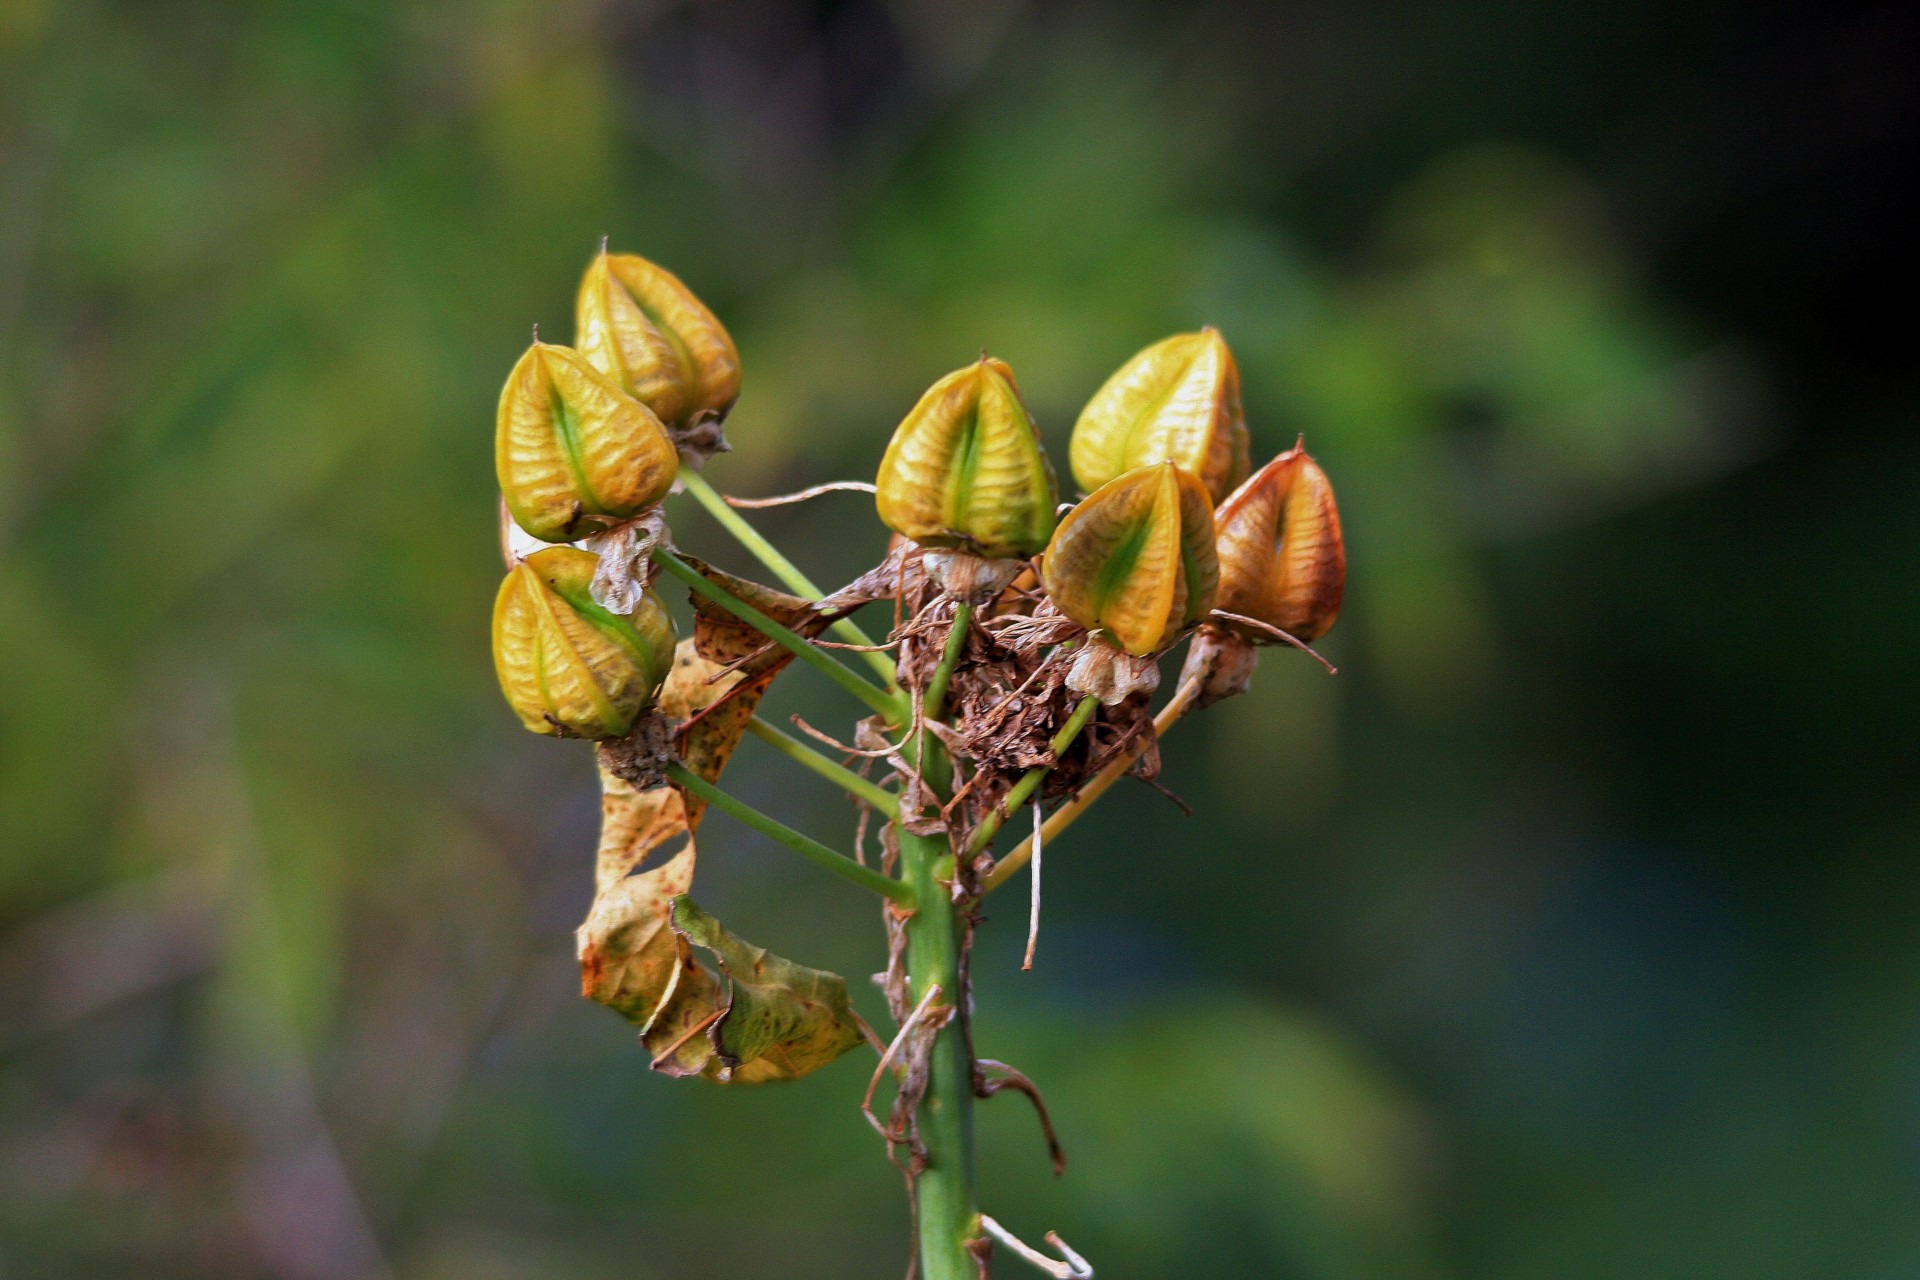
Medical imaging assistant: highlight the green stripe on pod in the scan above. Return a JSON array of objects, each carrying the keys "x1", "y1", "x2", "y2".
[
  {"x1": 496, "y1": 339, "x2": 679, "y2": 544},
  {"x1": 875, "y1": 356, "x2": 1058, "y2": 563},
  {"x1": 493, "y1": 547, "x2": 676, "y2": 738},
  {"x1": 1041, "y1": 461, "x2": 1219, "y2": 657}
]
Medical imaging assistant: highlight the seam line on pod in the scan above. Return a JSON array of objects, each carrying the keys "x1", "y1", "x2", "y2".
[
  {"x1": 613, "y1": 276, "x2": 696, "y2": 405},
  {"x1": 1114, "y1": 345, "x2": 1200, "y2": 473},
  {"x1": 528, "y1": 569, "x2": 624, "y2": 732},
  {"x1": 545, "y1": 372, "x2": 608, "y2": 519},
  {"x1": 551, "y1": 580, "x2": 653, "y2": 672}
]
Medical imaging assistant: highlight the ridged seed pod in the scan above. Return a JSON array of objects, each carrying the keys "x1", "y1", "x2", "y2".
[
  {"x1": 493, "y1": 547, "x2": 676, "y2": 738},
  {"x1": 575, "y1": 248, "x2": 741, "y2": 432},
  {"x1": 874, "y1": 357, "x2": 1058, "y2": 562},
  {"x1": 1214, "y1": 441, "x2": 1346, "y2": 643},
  {"x1": 1069, "y1": 328, "x2": 1251, "y2": 504},
  {"x1": 1041, "y1": 461, "x2": 1219, "y2": 657},
  {"x1": 496, "y1": 340, "x2": 679, "y2": 543}
]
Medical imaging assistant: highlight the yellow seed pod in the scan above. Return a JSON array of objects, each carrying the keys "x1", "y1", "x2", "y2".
[
  {"x1": 1069, "y1": 328, "x2": 1251, "y2": 504},
  {"x1": 874, "y1": 357, "x2": 1058, "y2": 561},
  {"x1": 1041, "y1": 462, "x2": 1219, "y2": 657},
  {"x1": 1214, "y1": 441, "x2": 1346, "y2": 643},
  {"x1": 493, "y1": 547, "x2": 676, "y2": 738},
  {"x1": 496, "y1": 339, "x2": 679, "y2": 543},
  {"x1": 575, "y1": 248, "x2": 741, "y2": 431}
]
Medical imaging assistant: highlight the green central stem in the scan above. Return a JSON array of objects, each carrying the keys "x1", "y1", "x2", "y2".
[{"x1": 899, "y1": 605, "x2": 981, "y2": 1278}]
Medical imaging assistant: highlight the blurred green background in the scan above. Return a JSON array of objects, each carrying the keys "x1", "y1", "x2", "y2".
[{"x1": 2, "y1": 2, "x2": 1916, "y2": 1277}]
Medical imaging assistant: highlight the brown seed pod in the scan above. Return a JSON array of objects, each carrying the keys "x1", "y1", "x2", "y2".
[{"x1": 1213, "y1": 440, "x2": 1345, "y2": 644}]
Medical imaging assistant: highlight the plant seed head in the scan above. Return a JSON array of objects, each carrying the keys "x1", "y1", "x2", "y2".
[
  {"x1": 1040, "y1": 461, "x2": 1219, "y2": 657},
  {"x1": 1069, "y1": 328, "x2": 1250, "y2": 504},
  {"x1": 874, "y1": 356, "x2": 1058, "y2": 562},
  {"x1": 496, "y1": 339, "x2": 680, "y2": 543},
  {"x1": 493, "y1": 546, "x2": 677, "y2": 738},
  {"x1": 1214, "y1": 440, "x2": 1346, "y2": 643},
  {"x1": 575, "y1": 248, "x2": 741, "y2": 438}
]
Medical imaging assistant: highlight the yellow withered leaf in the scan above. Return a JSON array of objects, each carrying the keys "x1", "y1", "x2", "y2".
[
  {"x1": 874, "y1": 356, "x2": 1057, "y2": 561},
  {"x1": 496, "y1": 340, "x2": 678, "y2": 543},
  {"x1": 1042, "y1": 461, "x2": 1219, "y2": 657},
  {"x1": 492, "y1": 547, "x2": 675, "y2": 738},
  {"x1": 575, "y1": 248, "x2": 741, "y2": 431},
  {"x1": 579, "y1": 636, "x2": 862, "y2": 1083},
  {"x1": 1069, "y1": 328, "x2": 1251, "y2": 504},
  {"x1": 1215, "y1": 441, "x2": 1346, "y2": 643}
]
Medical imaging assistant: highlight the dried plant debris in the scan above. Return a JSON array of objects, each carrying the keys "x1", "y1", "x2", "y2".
[{"x1": 578, "y1": 635, "x2": 862, "y2": 1084}]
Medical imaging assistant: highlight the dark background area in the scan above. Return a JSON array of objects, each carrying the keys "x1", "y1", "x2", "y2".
[{"x1": 1, "y1": 2, "x2": 1916, "y2": 1277}]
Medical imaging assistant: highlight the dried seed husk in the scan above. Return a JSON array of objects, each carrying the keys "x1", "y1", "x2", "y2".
[
  {"x1": 575, "y1": 248, "x2": 741, "y2": 435},
  {"x1": 1214, "y1": 441, "x2": 1346, "y2": 643},
  {"x1": 496, "y1": 340, "x2": 679, "y2": 543},
  {"x1": 493, "y1": 546, "x2": 676, "y2": 738},
  {"x1": 1041, "y1": 461, "x2": 1219, "y2": 657},
  {"x1": 1069, "y1": 328, "x2": 1251, "y2": 504},
  {"x1": 874, "y1": 357, "x2": 1058, "y2": 561}
]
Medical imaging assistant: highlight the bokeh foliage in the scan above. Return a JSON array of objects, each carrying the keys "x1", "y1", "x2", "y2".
[{"x1": 2, "y1": 2, "x2": 1915, "y2": 1277}]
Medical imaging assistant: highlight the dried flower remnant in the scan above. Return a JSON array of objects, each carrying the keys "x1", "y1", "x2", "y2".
[
  {"x1": 493, "y1": 547, "x2": 676, "y2": 738},
  {"x1": 1069, "y1": 328, "x2": 1251, "y2": 504},
  {"x1": 496, "y1": 339, "x2": 680, "y2": 543}
]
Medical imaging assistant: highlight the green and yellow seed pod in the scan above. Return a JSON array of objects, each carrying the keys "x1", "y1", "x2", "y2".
[
  {"x1": 493, "y1": 547, "x2": 676, "y2": 739},
  {"x1": 874, "y1": 356, "x2": 1058, "y2": 562},
  {"x1": 496, "y1": 339, "x2": 679, "y2": 544},
  {"x1": 1069, "y1": 328, "x2": 1250, "y2": 504},
  {"x1": 575, "y1": 248, "x2": 741, "y2": 433},
  {"x1": 1214, "y1": 441, "x2": 1345, "y2": 643},
  {"x1": 1041, "y1": 461, "x2": 1219, "y2": 657}
]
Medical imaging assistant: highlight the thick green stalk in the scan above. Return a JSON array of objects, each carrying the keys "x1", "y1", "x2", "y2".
[
  {"x1": 744, "y1": 715, "x2": 899, "y2": 817},
  {"x1": 652, "y1": 548, "x2": 903, "y2": 721},
  {"x1": 665, "y1": 762, "x2": 909, "y2": 903},
  {"x1": 964, "y1": 695, "x2": 1098, "y2": 856},
  {"x1": 898, "y1": 605, "x2": 981, "y2": 1278},
  {"x1": 899, "y1": 812, "x2": 979, "y2": 1279},
  {"x1": 677, "y1": 469, "x2": 898, "y2": 686}
]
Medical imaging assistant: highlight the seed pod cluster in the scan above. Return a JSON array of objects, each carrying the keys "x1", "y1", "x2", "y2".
[
  {"x1": 493, "y1": 546, "x2": 676, "y2": 739},
  {"x1": 875, "y1": 356, "x2": 1058, "y2": 563}
]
